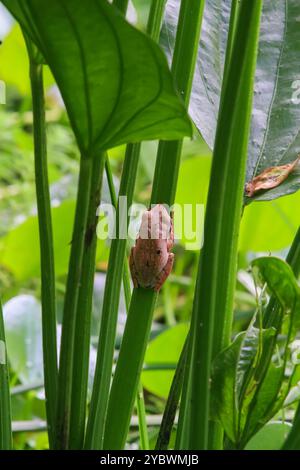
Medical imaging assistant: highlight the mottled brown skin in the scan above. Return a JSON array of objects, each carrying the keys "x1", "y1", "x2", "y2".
[{"x1": 130, "y1": 205, "x2": 174, "y2": 291}]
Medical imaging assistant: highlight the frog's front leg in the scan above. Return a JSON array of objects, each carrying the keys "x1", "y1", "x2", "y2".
[
  {"x1": 154, "y1": 253, "x2": 174, "y2": 292},
  {"x1": 129, "y1": 248, "x2": 139, "y2": 289}
]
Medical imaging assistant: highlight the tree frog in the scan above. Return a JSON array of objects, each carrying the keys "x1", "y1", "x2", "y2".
[{"x1": 129, "y1": 204, "x2": 174, "y2": 291}]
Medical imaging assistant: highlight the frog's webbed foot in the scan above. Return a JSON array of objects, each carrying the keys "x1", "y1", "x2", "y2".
[{"x1": 154, "y1": 253, "x2": 174, "y2": 292}]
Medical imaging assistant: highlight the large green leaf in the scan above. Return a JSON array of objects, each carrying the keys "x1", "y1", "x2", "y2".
[
  {"x1": 142, "y1": 323, "x2": 189, "y2": 399},
  {"x1": 0, "y1": 200, "x2": 109, "y2": 281},
  {"x1": 0, "y1": 24, "x2": 54, "y2": 95},
  {"x1": 245, "y1": 421, "x2": 292, "y2": 450},
  {"x1": 252, "y1": 257, "x2": 300, "y2": 319},
  {"x1": 2, "y1": 0, "x2": 191, "y2": 154},
  {"x1": 174, "y1": 155, "x2": 300, "y2": 252},
  {"x1": 162, "y1": 0, "x2": 300, "y2": 202},
  {"x1": 239, "y1": 190, "x2": 300, "y2": 252},
  {"x1": 3, "y1": 295, "x2": 43, "y2": 384}
]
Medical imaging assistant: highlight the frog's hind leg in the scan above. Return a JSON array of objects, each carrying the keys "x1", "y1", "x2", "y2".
[
  {"x1": 154, "y1": 253, "x2": 174, "y2": 292},
  {"x1": 129, "y1": 248, "x2": 139, "y2": 289}
]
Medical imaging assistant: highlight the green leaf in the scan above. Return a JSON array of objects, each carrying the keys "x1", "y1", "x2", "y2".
[
  {"x1": 239, "y1": 190, "x2": 300, "y2": 252},
  {"x1": 212, "y1": 257, "x2": 300, "y2": 448},
  {"x1": 174, "y1": 155, "x2": 299, "y2": 253},
  {"x1": 245, "y1": 421, "x2": 292, "y2": 450},
  {"x1": 3, "y1": 0, "x2": 191, "y2": 154},
  {"x1": 0, "y1": 200, "x2": 109, "y2": 281},
  {"x1": 211, "y1": 324, "x2": 275, "y2": 445},
  {"x1": 3, "y1": 295, "x2": 43, "y2": 384},
  {"x1": 174, "y1": 155, "x2": 210, "y2": 250},
  {"x1": 0, "y1": 24, "x2": 54, "y2": 95},
  {"x1": 240, "y1": 258, "x2": 300, "y2": 446},
  {"x1": 252, "y1": 256, "x2": 300, "y2": 335},
  {"x1": 241, "y1": 362, "x2": 285, "y2": 446},
  {"x1": 142, "y1": 323, "x2": 189, "y2": 399},
  {"x1": 211, "y1": 333, "x2": 244, "y2": 443},
  {"x1": 162, "y1": 0, "x2": 300, "y2": 202}
]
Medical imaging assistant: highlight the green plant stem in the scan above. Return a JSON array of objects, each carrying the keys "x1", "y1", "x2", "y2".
[
  {"x1": 0, "y1": 300, "x2": 12, "y2": 449},
  {"x1": 147, "y1": 0, "x2": 167, "y2": 42},
  {"x1": 207, "y1": 0, "x2": 241, "y2": 449},
  {"x1": 177, "y1": 0, "x2": 262, "y2": 450},
  {"x1": 29, "y1": 57, "x2": 58, "y2": 449},
  {"x1": 55, "y1": 154, "x2": 95, "y2": 449},
  {"x1": 106, "y1": 155, "x2": 150, "y2": 450},
  {"x1": 223, "y1": 0, "x2": 240, "y2": 80},
  {"x1": 121, "y1": 237, "x2": 150, "y2": 451},
  {"x1": 85, "y1": 145, "x2": 140, "y2": 450},
  {"x1": 69, "y1": 154, "x2": 105, "y2": 449},
  {"x1": 155, "y1": 336, "x2": 188, "y2": 450},
  {"x1": 285, "y1": 225, "x2": 300, "y2": 277},
  {"x1": 103, "y1": 289, "x2": 157, "y2": 450},
  {"x1": 136, "y1": 382, "x2": 150, "y2": 450},
  {"x1": 103, "y1": 0, "x2": 205, "y2": 450}
]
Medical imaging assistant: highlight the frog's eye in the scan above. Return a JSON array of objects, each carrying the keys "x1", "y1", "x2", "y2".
[{"x1": 156, "y1": 250, "x2": 161, "y2": 255}]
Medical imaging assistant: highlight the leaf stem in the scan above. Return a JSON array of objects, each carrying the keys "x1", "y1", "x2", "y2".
[
  {"x1": 155, "y1": 336, "x2": 188, "y2": 450},
  {"x1": 0, "y1": 300, "x2": 12, "y2": 449},
  {"x1": 177, "y1": 0, "x2": 263, "y2": 450},
  {"x1": 69, "y1": 154, "x2": 105, "y2": 449},
  {"x1": 85, "y1": 145, "x2": 140, "y2": 449},
  {"x1": 103, "y1": 289, "x2": 157, "y2": 450},
  {"x1": 28, "y1": 53, "x2": 58, "y2": 449},
  {"x1": 55, "y1": 154, "x2": 94, "y2": 449}
]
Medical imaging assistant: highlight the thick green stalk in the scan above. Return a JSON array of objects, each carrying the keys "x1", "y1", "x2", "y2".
[
  {"x1": 69, "y1": 154, "x2": 105, "y2": 449},
  {"x1": 106, "y1": 157, "x2": 150, "y2": 450},
  {"x1": 0, "y1": 300, "x2": 12, "y2": 449},
  {"x1": 207, "y1": 0, "x2": 242, "y2": 449},
  {"x1": 121, "y1": 239, "x2": 150, "y2": 451},
  {"x1": 103, "y1": 0, "x2": 205, "y2": 450},
  {"x1": 177, "y1": 0, "x2": 263, "y2": 450},
  {"x1": 29, "y1": 56, "x2": 58, "y2": 448},
  {"x1": 147, "y1": 0, "x2": 167, "y2": 42},
  {"x1": 55, "y1": 154, "x2": 94, "y2": 449},
  {"x1": 155, "y1": 336, "x2": 188, "y2": 450},
  {"x1": 85, "y1": 145, "x2": 140, "y2": 449},
  {"x1": 223, "y1": 0, "x2": 241, "y2": 80},
  {"x1": 103, "y1": 289, "x2": 157, "y2": 450},
  {"x1": 85, "y1": 0, "x2": 168, "y2": 450},
  {"x1": 286, "y1": 226, "x2": 300, "y2": 277},
  {"x1": 136, "y1": 381, "x2": 149, "y2": 450}
]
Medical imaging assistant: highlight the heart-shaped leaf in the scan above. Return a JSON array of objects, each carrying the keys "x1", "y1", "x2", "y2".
[
  {"x1": 162, "y1": 0, "x2": 300, "y2": 202},
  {"x1": 3, "y1": 0, "x2": 191, "y2": 154}
]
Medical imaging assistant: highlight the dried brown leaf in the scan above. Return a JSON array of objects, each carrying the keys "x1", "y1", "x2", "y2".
[{"x1": 245, "y1": 155, "x2": 300, "y2": 197}]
